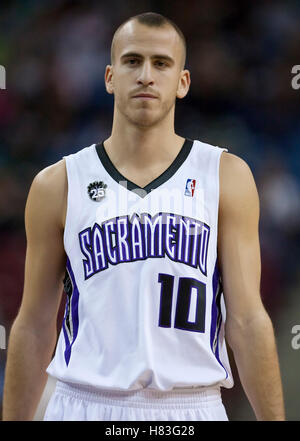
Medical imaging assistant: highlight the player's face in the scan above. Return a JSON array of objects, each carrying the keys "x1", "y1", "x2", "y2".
[{"x1": 105, "y1": 21, "x2": 190, "y2": 128}]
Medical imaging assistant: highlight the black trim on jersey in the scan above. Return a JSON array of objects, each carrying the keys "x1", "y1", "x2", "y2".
[{"x1": 95, "y1": 138, "x2": 194, "y2": 198}]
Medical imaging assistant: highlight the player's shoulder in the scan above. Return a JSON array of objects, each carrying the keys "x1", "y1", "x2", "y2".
[
  {"x1": 32, "y1": 159, "x2": 67, "y2": 191},
  {"x1": 220, "y1": 151, "x2": 255, "y2": 185},
  {"x1": 219, "y1": 151, "x2": 259, "y2": 210},
  {"x1": 220, "y1": 150, "x2": 249, "y2": 166},
  {"x1": 26, "y1": 159, "x2": 67, "y2": 228},
  {"x1": 28, "y1": 159, "x2": 67, "y2": 214}
]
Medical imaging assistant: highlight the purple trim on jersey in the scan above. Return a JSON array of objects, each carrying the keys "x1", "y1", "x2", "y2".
[
  {"x1": 210, "y1": 262, "x2": 218, "y2": 347},
  {"x1": 63, "y1": 258, "x2": 80, "y2": 366},
  {"x1": 210, "y1": 259, "x2": 228, "y2": 379}
]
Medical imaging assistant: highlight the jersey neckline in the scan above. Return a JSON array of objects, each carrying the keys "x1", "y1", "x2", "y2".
[{"x1": 95, "y1": 138, "x2": 194, "y2": 198}]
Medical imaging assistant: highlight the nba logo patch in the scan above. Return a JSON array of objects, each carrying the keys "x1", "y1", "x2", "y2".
[{"x1": 185, "y1": 179, "x2": 196, "y2": 197}]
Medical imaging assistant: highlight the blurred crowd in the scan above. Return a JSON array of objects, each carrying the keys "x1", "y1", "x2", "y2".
[{"x1": 0, "y1": 0, "x2": 300, "y2": 420}]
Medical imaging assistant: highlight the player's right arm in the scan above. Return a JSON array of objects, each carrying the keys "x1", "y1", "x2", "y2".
[{"x1": 2, "y1": 159, "x2": 67, "y2": 421}]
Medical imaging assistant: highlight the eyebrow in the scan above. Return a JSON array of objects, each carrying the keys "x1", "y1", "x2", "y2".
[{"x1": 120, "y1": 52, "x2": 175, "y2": 64}]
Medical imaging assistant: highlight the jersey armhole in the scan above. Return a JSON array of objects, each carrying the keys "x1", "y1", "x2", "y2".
[
  {"x1": 63, "y1": 156, "x2": 72, "y2": 251},
  {"x1": 215, "y1": 148, "x2": 229, "y2": 277}
]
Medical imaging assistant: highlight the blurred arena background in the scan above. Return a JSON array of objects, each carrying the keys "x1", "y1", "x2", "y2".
[{"x1": 0, "y1": 0, "x2": 300, "y2": 421}]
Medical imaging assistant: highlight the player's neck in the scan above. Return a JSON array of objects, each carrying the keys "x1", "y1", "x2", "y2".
[{"x1": 104, "y1": 116, "x2": 184, "y2": 168}]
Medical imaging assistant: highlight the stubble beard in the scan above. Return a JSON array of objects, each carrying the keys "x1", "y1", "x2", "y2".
[{"x1": 116, "y1": 96, "x2": 175, "y2": 129}]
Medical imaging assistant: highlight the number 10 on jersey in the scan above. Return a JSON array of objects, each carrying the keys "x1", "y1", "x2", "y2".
[{"x1": 158, "y1": 273, "x2": 206, "y2": 333}]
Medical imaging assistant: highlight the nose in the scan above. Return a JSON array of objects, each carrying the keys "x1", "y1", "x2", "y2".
[{"x1": 136, "y1": 60, "x2": 154, "y2": 87}]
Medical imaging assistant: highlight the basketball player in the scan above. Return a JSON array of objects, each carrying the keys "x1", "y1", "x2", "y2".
[{"x1": 3, "y1": 12, "x2": 285, "y2": 421}]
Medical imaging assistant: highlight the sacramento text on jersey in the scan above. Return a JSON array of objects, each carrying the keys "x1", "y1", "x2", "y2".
[{"x1": 79, "y1": 212, "x2": 210, "y2": 279}]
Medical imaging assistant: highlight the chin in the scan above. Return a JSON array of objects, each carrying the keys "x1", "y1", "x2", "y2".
[
  {"x1": 135, "y1": 117, "x2": 157, "y2": 128},
  {"x1": 127, "y1": 112, "x2": 161, "y2": 128}
]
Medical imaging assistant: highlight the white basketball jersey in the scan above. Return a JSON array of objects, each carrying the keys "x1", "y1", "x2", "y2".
[{"x1": 46, "y1": 138, "x2": 234, "y2": 391}]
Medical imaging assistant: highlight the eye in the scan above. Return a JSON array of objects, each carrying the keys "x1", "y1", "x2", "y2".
[
  {"x1": 127, "y1": 58, "x2": 139, "y2": 66},
  {"x1": 155, "y1": 60, "x2": 168, "y2": 68}
]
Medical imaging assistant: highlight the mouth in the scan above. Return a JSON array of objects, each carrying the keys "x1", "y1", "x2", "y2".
[{"x1": 132, "y1": 94, "x2": 158, "y2": 100}]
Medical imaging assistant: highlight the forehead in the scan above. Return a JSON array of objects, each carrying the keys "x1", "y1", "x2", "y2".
[{"x1": 113, "y1": 20, "x2": 183, "y2": 62}]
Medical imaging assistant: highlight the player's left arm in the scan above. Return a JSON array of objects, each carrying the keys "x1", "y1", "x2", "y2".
[{"x1": 218, "y1": 152, "x2": 285, "y2": 421}]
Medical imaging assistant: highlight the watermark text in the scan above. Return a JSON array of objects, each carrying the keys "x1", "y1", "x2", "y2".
[
  {"x1": 0, "y1": 324, "x2": 6, "y2": 349},
  {"x1": 291, "y1": 325, "x2": 300, "y2": 350},
  {"x1": 0, "y1": 65, "x2": 6, "y2": 89},
  {"x1": 291, "y1": 65, "x2": 300, "y2": 90}
]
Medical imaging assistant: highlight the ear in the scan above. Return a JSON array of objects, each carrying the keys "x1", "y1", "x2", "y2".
[
  {"x1": 176, "y1": 69, "x2": 191, "y2": 99},
  {"x1": 105, "y1": 65, "x2": 114, "y2": 94}
]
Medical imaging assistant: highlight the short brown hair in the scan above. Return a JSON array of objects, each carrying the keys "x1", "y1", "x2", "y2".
[{"x1": 111, "y1": 12, "x2": 186, "y2": 68}]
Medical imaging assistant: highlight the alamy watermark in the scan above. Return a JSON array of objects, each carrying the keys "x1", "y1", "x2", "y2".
[
  {"x1": 291, "y1": 65, "x2": 300, "y2": 90},
  {"x1": 94, "y1": 180, "x2": 205, "y2": 227},
  {"x1": 0, "y1": 65, "x2": 6, "y2": 89},
  {"x1": 291, "y1": 325, "x2": 300, "y2": 350},
  {"x1": 0, "y1": 324, "x2": 6, "y2": 350}
]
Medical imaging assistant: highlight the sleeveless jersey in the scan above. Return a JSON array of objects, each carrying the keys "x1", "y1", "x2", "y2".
[{"x1": 46, "y1": 138, "x2": 234, "y2": 391}]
